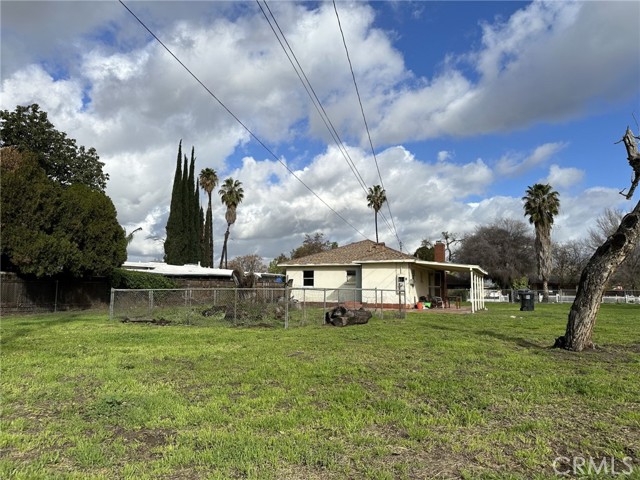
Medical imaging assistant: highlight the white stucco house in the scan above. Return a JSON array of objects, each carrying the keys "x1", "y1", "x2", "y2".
[{"x1": 279, "y1": 240, "x2": 487, "y2": 312}]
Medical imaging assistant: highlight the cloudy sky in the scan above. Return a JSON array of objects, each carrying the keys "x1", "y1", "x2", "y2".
[{"x1": 2, "y1": 0, "x2": 639, "y2": 264}]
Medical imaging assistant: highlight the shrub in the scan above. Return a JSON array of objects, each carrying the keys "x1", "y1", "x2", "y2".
[{"x1": 110, "y1": 269, "x2": 177, "y2": 289}]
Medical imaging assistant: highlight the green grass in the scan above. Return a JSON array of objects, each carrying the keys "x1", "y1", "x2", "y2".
[{"x1": 1, "y1": 303, "x2": 639, "y2": 479}]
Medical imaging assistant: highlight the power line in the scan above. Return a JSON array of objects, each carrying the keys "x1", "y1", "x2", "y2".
[
  {"x1": 258, "y1": 0, "x2": 396, "y2": 246},
  {"x1": 256, "y1": 0, "x2": 369, "y2": 196},
  {"x1": 118, "y1": 0, "x2": 368, "y2": 241},
  {"x1": 332, "y1": 0, "x2": 403, "y2": 250}
]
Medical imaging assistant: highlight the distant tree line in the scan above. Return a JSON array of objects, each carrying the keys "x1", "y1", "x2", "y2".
[{"x1": 450, "y1": 212, "x2": 638, "y2": 292}]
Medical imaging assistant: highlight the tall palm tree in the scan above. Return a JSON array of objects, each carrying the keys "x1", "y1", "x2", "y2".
[
  {"x1": 124, "y1": 227, "x2": 142, "y2": 246},
  {"x1": 523, "y1": 183, "x2": 560, "y2": 302},
  {"x1": 199, "y1": 168, "x2": 218, "y2": 267},
  {"x1": 366, "y1": 185, "x2": 387, "y2": 243},
  {"x1": 218, "y1": 177, "x2": 244, "y2": 269},
  {"x1": 123, "y1": 227, "x2": 142, "y2": 261}
]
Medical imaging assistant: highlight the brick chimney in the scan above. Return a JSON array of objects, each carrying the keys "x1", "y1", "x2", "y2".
[{"x1": 434, "y1": 241, "x2": 446, "y2": 263}]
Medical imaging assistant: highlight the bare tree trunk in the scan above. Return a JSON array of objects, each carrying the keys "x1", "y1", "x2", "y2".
[
  {"x1": 219, "y1": 225, "x2": 230, "y2": 269},
  {"x1": 542, "y1": 279, "x2": 549, "y2": 302},
  {"x1": 374, "y1": 211, "x2": 379, "y2": 243},
  {"x1": 555, "y1": 203, "x2": 640, "y2": 351}
]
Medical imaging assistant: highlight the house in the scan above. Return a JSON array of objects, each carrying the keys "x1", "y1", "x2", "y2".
[{"x1": 279, "y1": 240, "x2": 487, "y2": 312}]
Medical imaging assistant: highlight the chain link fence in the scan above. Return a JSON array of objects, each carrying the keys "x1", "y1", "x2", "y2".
[{"x1": 109, "y1": 287, "x2": 402, "y2": 327}]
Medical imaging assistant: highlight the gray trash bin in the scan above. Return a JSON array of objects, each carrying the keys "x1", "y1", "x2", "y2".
[{"x1": 519, "y1": 290, "x2": 534, "y2": 311}]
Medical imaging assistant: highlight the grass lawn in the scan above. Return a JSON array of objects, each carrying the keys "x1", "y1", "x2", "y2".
[{"x1": 1, "y1": 303, "x2": 639, "y2": 479}]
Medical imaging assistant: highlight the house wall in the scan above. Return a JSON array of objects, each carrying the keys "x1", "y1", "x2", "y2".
[
  {"x1": 361, "y1": 262, "x2": 414, "y2": 305},
  {"x1": 286, "y1": 262, "x2": 448, "y2": 307},
  {"x1": 287, "y1": 266, "x2": 360, "y2": 289}
]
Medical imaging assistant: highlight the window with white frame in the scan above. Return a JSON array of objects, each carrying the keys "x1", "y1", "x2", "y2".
[{"x1": 303, "y1": 270, "x2": 314, "y2": 287}]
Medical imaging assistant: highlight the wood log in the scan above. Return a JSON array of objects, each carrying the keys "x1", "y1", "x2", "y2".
[{"x1": 325, "y1": 306, "x2": 371, "y2": 327}]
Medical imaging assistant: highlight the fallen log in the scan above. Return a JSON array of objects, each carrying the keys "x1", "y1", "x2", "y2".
[
  {"x1": 324, "y1": 306, "x2": 371, "y2": 327},
  {"x1": 121, "y1": 317, "x2": 171, "y2": 326}
]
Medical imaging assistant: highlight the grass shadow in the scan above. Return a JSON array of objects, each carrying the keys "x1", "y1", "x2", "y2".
[
  {"x1": 428, "y1": 323, "x2": 550, "y2": 350},
  {"x1": 475, "y1": 329, "x2": 550, "y2": 350},
  {"x1": 0, "y1": 313, "x2": 91, "y2": 346}
]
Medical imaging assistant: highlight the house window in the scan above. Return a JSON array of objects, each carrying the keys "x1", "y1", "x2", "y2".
[
  {"x1": 346, "y1": 270, "x2": 356, "y2": 284},
  {"x1": 303, "y1": 270, "x2": 314, "y2": 287}
]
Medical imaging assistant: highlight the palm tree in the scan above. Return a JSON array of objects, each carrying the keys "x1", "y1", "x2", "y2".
[
  {"x1": 366, "y1": 185, "x2": 387, "y2": 243},
  {"x1": 218, "y1": 177, "x2": 244, "y2": 269},
  {"x1": 523, "y1": 183, "x2": 560, "y2": 303},
  {"x1": 125, "y1": 227, "x2": 142, "y2": 246},
  {"x1": 123, "y1": 227, "x2": 142, "y2": 261},
  {"x1": 199, "y1": 168, "x2": 218, "y2": 267}
]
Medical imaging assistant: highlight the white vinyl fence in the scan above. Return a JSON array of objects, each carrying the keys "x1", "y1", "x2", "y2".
[{"x1": 482, "y1": 289, "x2": 640, "y2": 305}]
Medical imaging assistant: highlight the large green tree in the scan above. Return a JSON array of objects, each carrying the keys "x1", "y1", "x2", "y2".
[
  {"x1": 1, "y1": 148, "x2": 126, "y2": 277},
  {"x1": 268, "y1": 253, "x2": 290, "y2": 274},
  {"x1": 218, "y1": 177, "x2": 244, "y2": 269},
  {"x1": 414, "y1": 239, "x2": 434, "y2": 261},
  {"x1": 290, "y1": 233, "x2": 338, "y2": 259},
  {"x1": 366, "y1": 184, "x2": 387, "y2": 243},
  {"x1": 269, "y1": 233, "x2": 338, "y2": 272},
  {"x1": 0, "y1": 104, "x2": 108, "y2": 192},
  {"x1": 199, "y1": 167, "x2": 219, "y2": 268},
  {"x1": 523, "y1": 183, "x2": 560, "y2": 302}
]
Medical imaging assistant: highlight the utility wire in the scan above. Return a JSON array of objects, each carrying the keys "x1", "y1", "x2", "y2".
[
  {"x1": 332, "y1": 0, "x2": 402, "y2": 250},
  {"x1": 257, "y1": 0, "x2": 369, "y2": 196},
  {"x1": 259, "y1": 0, "x2": 395, "y2": 244},
  {"x1": 119, "y1": 0, "x2": 368, "y2": 240}
]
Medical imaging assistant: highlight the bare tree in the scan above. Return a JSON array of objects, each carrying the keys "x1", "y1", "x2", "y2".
[
  {"x1": 585, "y1": 208, "x2": 640, "y2": 290},
  {"x1": 617, "y1": 125, "x2": 640, "y2": 199},
  {"x1": 441, "y1": 231, "x2": 460, "y2": 261},
  {"x1": 555, "y1": 126, "x2": 640, "y2": 351},
  {"x1": 552, "y1": 240, "x2": 590, "y2": 288},
  {"x1": 455, "y1": 219, "x2": 535, "y2": 288},
  {"x1": 228, "y1": 254, "x2": 267, "y2": 274}
]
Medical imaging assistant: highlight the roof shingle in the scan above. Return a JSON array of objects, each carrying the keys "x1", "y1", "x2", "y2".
[{"x1": 280, "y1": 240, "x2": 415, "y2": 266}]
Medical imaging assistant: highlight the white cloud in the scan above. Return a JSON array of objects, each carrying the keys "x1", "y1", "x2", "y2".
[
  {"x1": 544, "y1": 164, "x2": 584, "y2": 190},
  {"x1": 372, "y1": 1, "x2": 639, "y2": 143},
  {"x1": 437, "y1": 150, "x2": 453, "y2": 162},
  {"x1": 2, "y1": 1, "x2": 638, "y2": 266},
  {"x1": 495, "y1": 142, "x2": 567, "y2": 177}
]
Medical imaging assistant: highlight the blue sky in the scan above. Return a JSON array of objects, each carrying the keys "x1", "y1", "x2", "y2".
[{"x1": 1, "y1": 1, "x2": 639, "y2": 263}]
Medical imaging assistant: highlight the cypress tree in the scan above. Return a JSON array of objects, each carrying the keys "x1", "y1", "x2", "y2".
[
  {"x1": 188, "y1": 148, "x2": 201, "y2": 264},
  {"x1": 164, "y1": 141, "x2": 184, "y2": 264},
  {"x1": 164, "y1": 142, "x2": 204, "y2": 265},
  {"x1": 180, "y1": 154, "x2": 190, "y2": 263}
]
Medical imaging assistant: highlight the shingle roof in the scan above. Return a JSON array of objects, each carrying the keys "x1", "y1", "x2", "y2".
[{"x1": 279, "y1": 240, "x2": 415, "y2": 266}]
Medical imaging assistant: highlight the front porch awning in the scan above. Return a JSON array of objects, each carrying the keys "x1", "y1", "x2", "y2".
[
  {"x1": 412, "y1": 260, "x2": 487, "y2": 313},
  {"x1": 356, "y1": 259, "x2": 488, "y2": 313}
]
